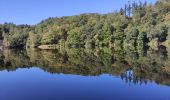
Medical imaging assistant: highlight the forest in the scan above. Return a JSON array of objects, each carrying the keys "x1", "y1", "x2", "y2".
[{"x1": 0, "y1": 0, "x2": 170, "y2": 51}]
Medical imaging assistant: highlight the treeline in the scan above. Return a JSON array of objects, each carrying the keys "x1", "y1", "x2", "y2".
[
  {"x1": 0, "y1": 24, "x2": 31, "y2": 48},
  {"x1": 0, "y1": 0, "x2": 170, "y2": 50}
]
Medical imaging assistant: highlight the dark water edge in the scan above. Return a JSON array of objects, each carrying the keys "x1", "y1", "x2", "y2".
[{"x1": 0, "y1": 48, "x2": 170, "y2": 100}]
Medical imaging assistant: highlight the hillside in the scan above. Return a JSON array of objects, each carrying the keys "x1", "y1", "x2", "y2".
[{"x1": 0, "y1": 0, "x2": 169, "y2": 51}]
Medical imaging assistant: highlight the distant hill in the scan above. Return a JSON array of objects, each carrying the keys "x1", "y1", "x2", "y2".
[{"x1": 0, "y1": 0, "x2": 169, "y2": 51}]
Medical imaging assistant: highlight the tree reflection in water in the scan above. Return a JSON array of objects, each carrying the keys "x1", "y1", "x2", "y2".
[
  {"x1": 121, "y1": 70, "x2": 148, "y2": 85},
  {"x1": 0, "y1": 47, "x2": 170, "y2": 86}
]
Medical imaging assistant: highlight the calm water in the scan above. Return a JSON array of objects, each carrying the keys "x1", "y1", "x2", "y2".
[{"x1": 0, "y1": 48, "x2": 170, "y2": 100}]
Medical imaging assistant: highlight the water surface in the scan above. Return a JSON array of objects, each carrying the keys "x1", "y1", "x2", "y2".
[{"x1": 0, "y1": 48, "x2": 170, "y2": 100}]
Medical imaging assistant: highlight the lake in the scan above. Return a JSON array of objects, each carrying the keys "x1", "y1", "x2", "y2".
[{"x1": 0, "y1": 48, "x2": 170, "y2": 100}]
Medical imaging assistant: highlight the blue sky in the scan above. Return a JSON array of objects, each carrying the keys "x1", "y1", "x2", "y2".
[{"x1": 0, "y1": 0, "x2": 156, "y2": 25}]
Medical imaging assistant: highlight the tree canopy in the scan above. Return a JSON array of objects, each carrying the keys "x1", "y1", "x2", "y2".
[{"x1": 0, "y1": 0, "x2": 170, "y2": 51}]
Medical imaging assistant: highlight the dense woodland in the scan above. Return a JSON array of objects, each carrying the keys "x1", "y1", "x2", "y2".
[{"x1": 0, "y1": 0, "x2": 170, "y2": 51}]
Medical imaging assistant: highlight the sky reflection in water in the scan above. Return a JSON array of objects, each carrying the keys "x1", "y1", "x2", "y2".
[{"x1": 0, "y1": 68, "x2": 169, "y2": 100}]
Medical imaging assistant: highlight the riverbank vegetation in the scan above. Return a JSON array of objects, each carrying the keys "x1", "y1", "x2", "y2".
[{"x1": 0, "y1": 0, "x2": 170, "y2": 51}]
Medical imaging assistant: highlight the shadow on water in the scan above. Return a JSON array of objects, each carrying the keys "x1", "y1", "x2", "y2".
[{"x1": 0, "y1": 46, "x2": 170, "y2": 86}]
